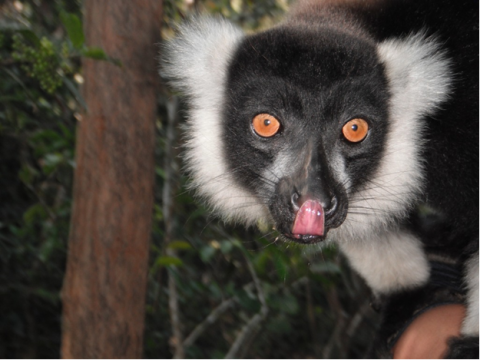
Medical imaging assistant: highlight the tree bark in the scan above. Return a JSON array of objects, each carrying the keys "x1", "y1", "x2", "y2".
[{"x1": 61, "y1": 1, "x2": 162, "y2": 358}]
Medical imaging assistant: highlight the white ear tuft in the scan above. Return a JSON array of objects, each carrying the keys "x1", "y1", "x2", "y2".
[
  {"x1": 377, "y1": 32, "x2": 452, "y2": 120},
  {"x1": 161, "y1": 16, "x2": 244, "y2": 101}
]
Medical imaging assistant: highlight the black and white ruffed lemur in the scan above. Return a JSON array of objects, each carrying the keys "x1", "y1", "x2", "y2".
[{"x1": 162, "y1": 0, "x2": 479, "y2": 357}]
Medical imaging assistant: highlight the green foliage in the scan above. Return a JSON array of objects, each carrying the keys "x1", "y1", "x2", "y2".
[
  {"x1": 1, "y1": 0, "x2": 82, "y2": 357},
  {"x1": 12, "y1": 34, "x2": 63, "y2": 93},
  {"x1": 60, "y1": 9, "x2": 120, "y2": 65},
  {"x1": 60, "y1": 11, "x2": 84, "y2": 48}
]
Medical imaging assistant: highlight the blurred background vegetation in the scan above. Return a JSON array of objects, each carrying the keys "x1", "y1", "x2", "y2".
[{"x1": 0, "y1": 0, "x2": 378, "y2": 358}]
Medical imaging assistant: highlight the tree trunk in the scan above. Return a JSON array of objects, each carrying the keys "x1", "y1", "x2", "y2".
[{"x1": 61, "y1": 1, "x2": 162, "y2": 358}]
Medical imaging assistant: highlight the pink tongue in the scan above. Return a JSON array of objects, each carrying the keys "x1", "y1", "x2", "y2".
[{"x1": 292, "y1": 200, "x2": 325, "y2": 236}]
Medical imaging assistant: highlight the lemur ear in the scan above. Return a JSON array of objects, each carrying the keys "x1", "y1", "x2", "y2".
[
  {"x1": 161, "y1": 18, "x2": 266, "y2": 226},
  {"x1": 161, "y1": 16, "x2": 244, "y2": 102},
  {"x1": 377, "y1": 32, "x2": 452, "y2": 121}
]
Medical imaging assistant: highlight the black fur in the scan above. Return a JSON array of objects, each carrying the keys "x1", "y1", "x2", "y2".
[
  {"x1": 223, "y1": 25, "x2": 391, "y2": 237},
  {"x1": 446, "y1": 336, "x2": 480, "y2": 359}
]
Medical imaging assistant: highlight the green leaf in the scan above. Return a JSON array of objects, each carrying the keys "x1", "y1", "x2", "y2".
[
  {"x1": 82, "y1": 47, "x2": 108, "y2": 60},
  {"x1": 208, "y1": 281, "x2": 223, "y2": 299},
  {"x1": 153, "y1": 204, "x2": 163, "y2": 222},
  {"x1": 18, "y1": 30, "x2": 41, "y2": 47},
  {"x1": 23, "y1": 204, "x2": 47, "y2": 225},
  {"x1": 265, "y1": 314, "x2": 291, "y2": 334},
  {"x1": 155, "y1": 256, "x2": 183, "y2": 267},
  {"x1": 253, "y1": 250, "x2": 269, "y2": 276},
  {"x1": 31, "y1": 129, "x2": 61, "y2": 142},
  {"x1": 155, "y1": 166, "x2": 166, "y2": 179},
  {"x1": 185, "y1": 207, "x2": 206, "y2": 220},
  {"x1": 309, "y1": 262, "x2": 341, "y2": 274},
  {"x1": 60, "y1": 12, "x2": 84, "y2": 48},
  {"x1": 43, "y1": 153, "x2": 63, "y2": 167},
  {"x1": 200, "y1": 245, "x2": 216, "y2": 263},
  {"x1": 167, "y1": 241, "x2": 192, "y2": 250},
  {"x1": 33, "y1": 288, "x2": 60, "y2": 304},
  {"x1": 273, "y1": 254, "x2": 288, "y2": 281},
  {"x1": 150, "y1": 243, "x2": 161, "y2": 254},
  {"x1": 279, "y1": 293, "x2": 299, "y2": 315},
  {"x1": 58, "y1": 123, "x2": 74, "y2": 141},
  {"x1": 219, "y1": 240, "x2": 233, "y2": 254},
  {"x1": 235, "y1": 289, "x2": 261, "y2": 312},
  {"x1": 18, "y1": 165, "x2": 37, "y2": 185},
  {"x1": 82, "y1": 47, "x2": 122, "y2": 66},
  {"x1": 39, "y1": 237, "x2": 58, "y2": 262}
]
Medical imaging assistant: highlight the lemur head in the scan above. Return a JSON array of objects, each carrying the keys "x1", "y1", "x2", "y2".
[{"x1": 162, "y1": 16, "x2": 451, "y2": 244}]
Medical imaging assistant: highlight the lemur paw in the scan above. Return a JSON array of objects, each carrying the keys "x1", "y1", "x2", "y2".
[{"x1": 445, "y1": 336, "x2": 480, "y2": 360}]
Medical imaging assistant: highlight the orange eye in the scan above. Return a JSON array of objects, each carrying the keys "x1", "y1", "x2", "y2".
[
  {"x1": 252, "y1": 113, "x2": 281, "y2": 138},
  {"x1": 342, "y1": 118, "x2": 369, "y2": 143}
]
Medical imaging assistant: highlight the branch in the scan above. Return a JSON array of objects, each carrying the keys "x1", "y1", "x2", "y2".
[
  {"x1": 224, "y1": 312, "x2": 266, "y2": 359},
  {"x1": 225, "y1": 254, "x2": 269, "y2": 359},
  {"x1": 168, "y1": 271, "x2": 184, "y2": 359},
  {"x1": 182, "y1": 281, "x2": 257, "y2": 350},
  {"x1": 163, "y1": 96, "x2": 184, "y2": 359},
  {"x1": 305, "y1": 278, "x2": 322, "y2": 356},
  {"x1": 346, "y1": 299, "x2": 371, "y2": 338},
  {"x1": 183, "y1": 298, "x2": 237, "y2": 348},
  {"x1": 322, "y1": 287, "x2": 347, "y2": 359},
  {"x1": 343, "y1": 298, "x2": 373, "y2": 355}
]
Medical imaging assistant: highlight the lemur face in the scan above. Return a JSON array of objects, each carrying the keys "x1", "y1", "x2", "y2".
[{"x1": 222, "y1": 27, "x2": 390, "y2": 243}]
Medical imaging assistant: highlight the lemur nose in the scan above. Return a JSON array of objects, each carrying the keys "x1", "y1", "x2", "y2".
[
  {"x1": 291, "y1": 192, "x2": 301, "y2": 211},
  {"x1": 325, "y1": 196, "x2": 338, "y2": 217},
  {"x1": 291, "y1": 191, "x2": 336, "y2": 214}
]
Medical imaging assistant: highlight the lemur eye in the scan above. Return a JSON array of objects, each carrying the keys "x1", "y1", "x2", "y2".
[
  {"x1": 252, "y1": 113, "x2": 281, "y2": 137},
  {"x1": 342, "y1": 118, "x2": 369, "y2": 143}
]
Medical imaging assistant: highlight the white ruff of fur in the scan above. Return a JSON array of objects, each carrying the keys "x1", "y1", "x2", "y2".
[
  {"x1": 339, "y1": 230, "x2": 430, "y2": 293},
  {"x1": 462, "y1": 253, "x2": 479, "y2": 336},
  {"x1": 338, "y1": 32, "x2": 452, "y2": 241},
  {"x1": 162, "y1": 17, "x2": 267, "y2": 225}
]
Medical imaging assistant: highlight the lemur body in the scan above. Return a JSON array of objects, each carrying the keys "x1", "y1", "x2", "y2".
[{"x1": 163, "y1": 0, "x2": 479, "y2": 356}]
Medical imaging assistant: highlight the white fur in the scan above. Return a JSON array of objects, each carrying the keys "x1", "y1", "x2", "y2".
[
  {"x1": 330, "y1": 150, "x2": 351, "y2": 195},
  {"x1": 162, "y1": 17, "x2": 267, "y2": 225},
  {"x1": 263, "y1": 147, "x2": 299, "y2": 193},
  {"x1": 461, "y1": 253, "x2": 479, "y2": 336},
  {"x1": 339, "y1": 230, "x2": 430, "y2": 293},
  {"x1": 378, "y1": 32, "x2": 453, "y2": 120}
]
